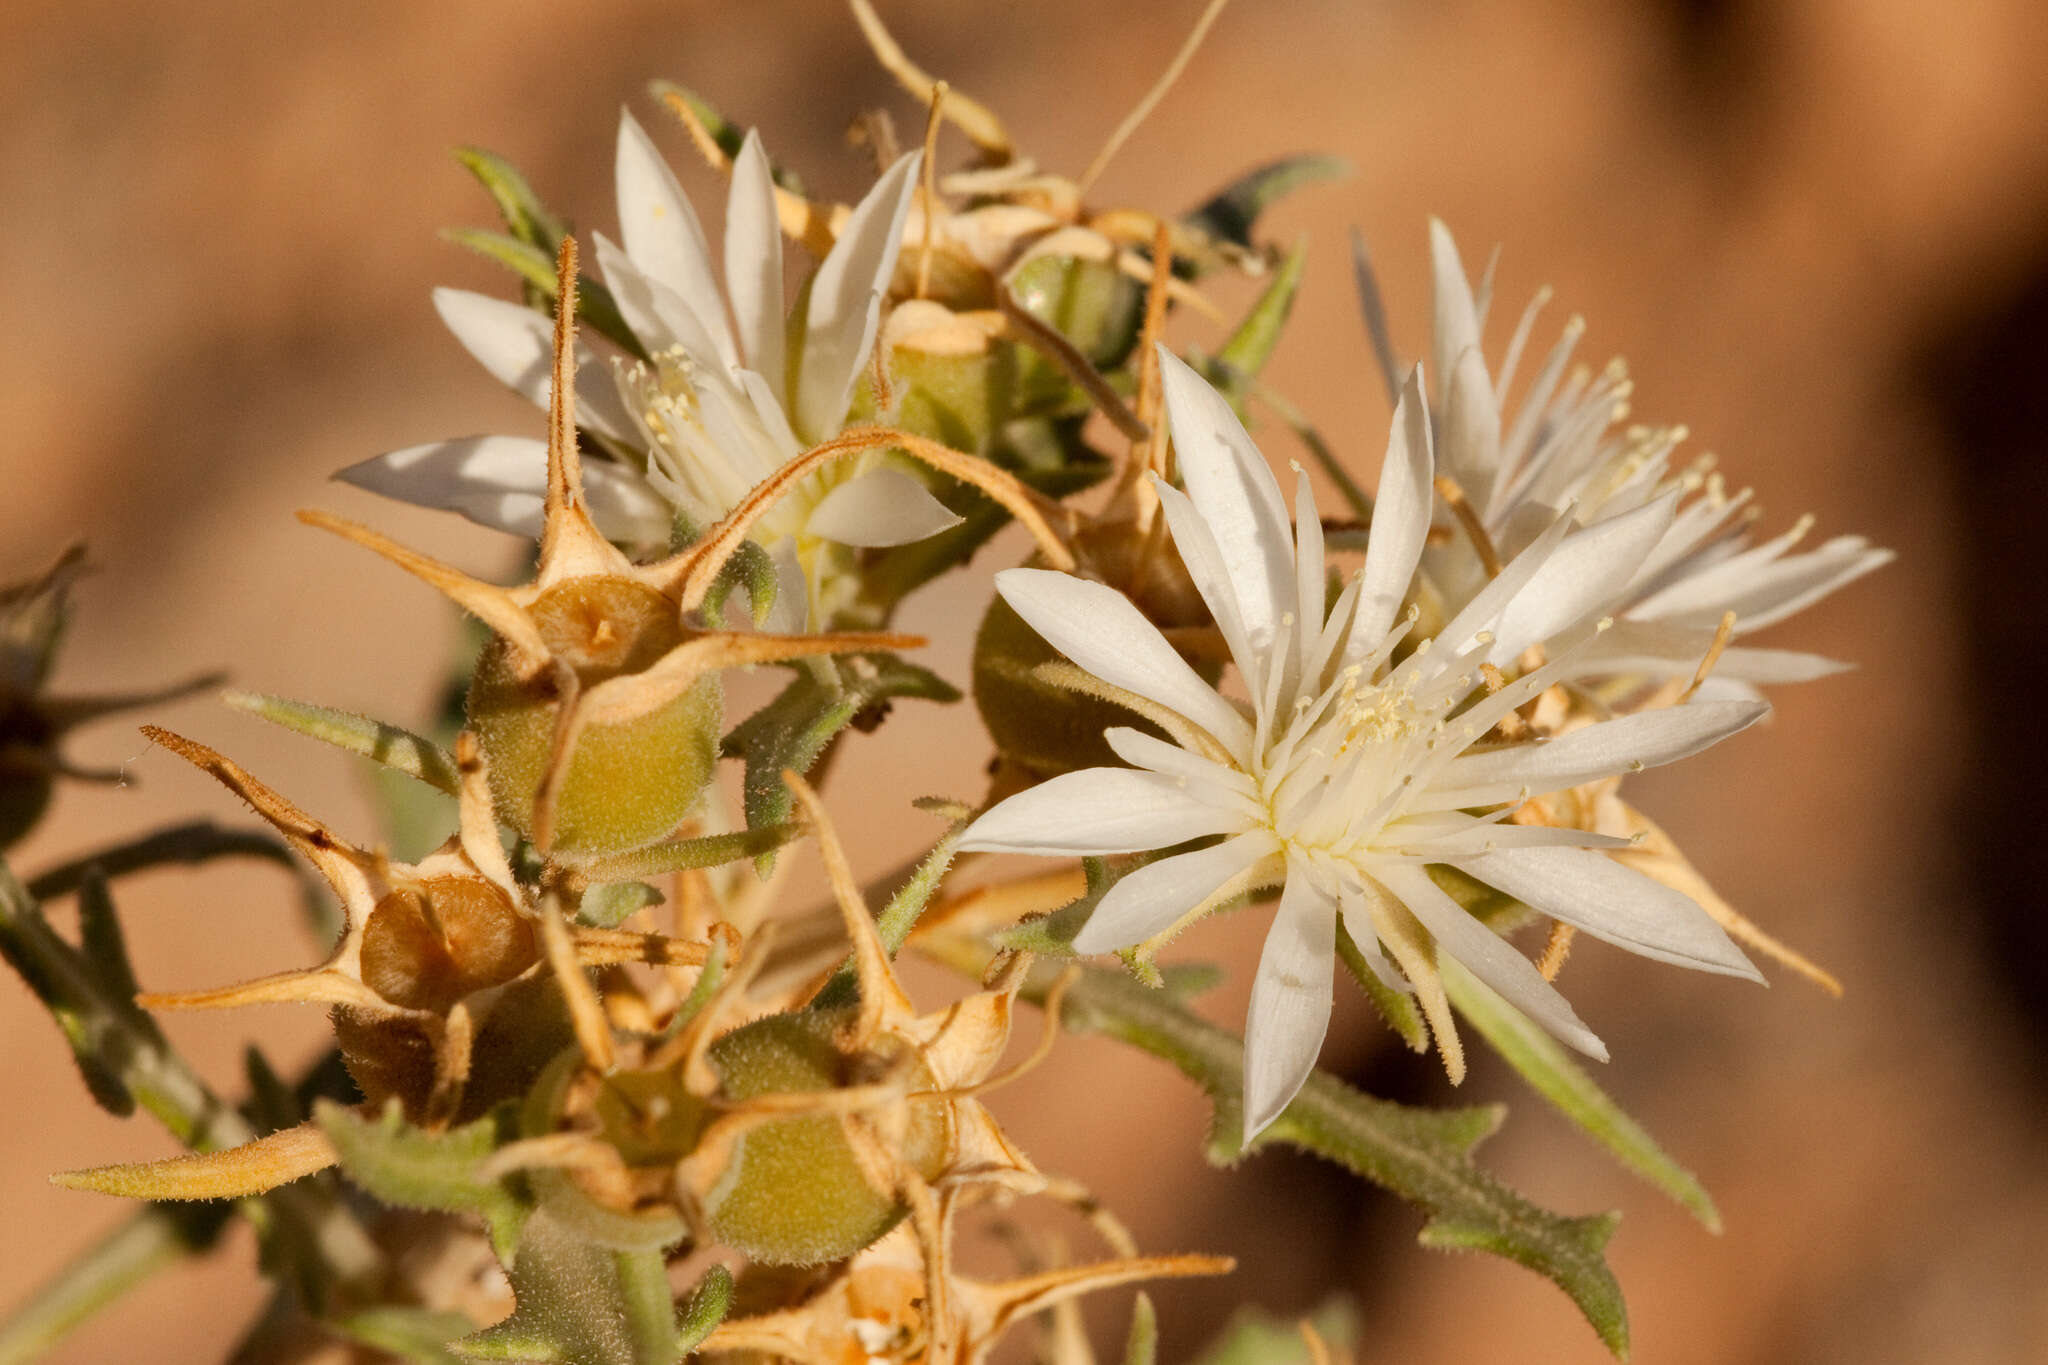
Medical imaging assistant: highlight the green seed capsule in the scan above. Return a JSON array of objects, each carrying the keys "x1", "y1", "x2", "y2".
[
  {"x1": 466, "y1": 576, "x2": 719, "y2": 857},
  {"x1": 701, "y1": 1010, "x2": 947, "y2": 1266},
  {"x1": 974, "y1": 524, "x2": 1215, "y2": 781},
  {"x1": 1008, "y1": 253, "x2": 1145, "y2": 371}
]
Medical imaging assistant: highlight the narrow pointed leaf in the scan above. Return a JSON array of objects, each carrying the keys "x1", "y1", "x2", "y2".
[
  {"x1": 332, "y1": 1306, "x2": 475, "y2": 1365},
  {"x1": 226, "y1": 691, "x2": 462, "y2": 797},
  {"x1": 1442, "y1": 957, "x2": 1719, "y2": 1230},
  {"x1": 439, "y1": 228, "x2": 648, "y2": 360},
  {"x1": 1182, "y1": 155, "x2": 1350, "y2": 258}
]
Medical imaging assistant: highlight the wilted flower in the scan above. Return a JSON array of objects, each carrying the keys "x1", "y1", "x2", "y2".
[
  {"x1": 342, "y1": 113, "x2": 959, "y2": 630},
  {"x1": 962, "y1": 350, "x2": 1763, "y2": 1138},
  {"x1": 1355, "y1": 219, "x2": 1892, "y2": 697}
]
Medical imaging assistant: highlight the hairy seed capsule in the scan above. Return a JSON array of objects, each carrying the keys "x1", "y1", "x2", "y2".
[
  {"x1": 466, "y1": 577, "x2": 719, "y2": 856},
  {"x1": 701, "y1": 1010, "x2": 947, "y2": 1266}
]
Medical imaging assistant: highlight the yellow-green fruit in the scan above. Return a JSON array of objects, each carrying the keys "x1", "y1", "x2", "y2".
[
  {"x1": 1008, "y1": 254, "x2": 1145, "y2": 371},
  {"x1": 466, "y1": 577, "x2": 719, "y2": 856},
  {"x1": 702, "y1": 1010, "x2": 947, "y2": 1266}
]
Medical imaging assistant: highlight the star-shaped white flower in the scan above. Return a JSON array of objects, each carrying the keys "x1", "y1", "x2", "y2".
[
  {"x1": 961, "y1": 349, "x2": 1764, "y2": 1140},
  {"x1": 340, "y1": 112, "x2": 960, "y2": 630},
  {"x1": 1354, "y1": 219, "x2": 1892, "y2": 697}
]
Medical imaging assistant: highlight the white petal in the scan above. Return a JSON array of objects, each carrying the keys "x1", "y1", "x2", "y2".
[
  {"x1": 1157, "y1": 347, "x2": 1295, "y2": 653},
  {"x1": 1103, "y1": 725, "x2": 1259, "y2": 800},
  {"x1": 803, "y1": 466, "x2": 962, "y2": 548},
  {"x1": 1242, "y1": 862, "x2": 1338, "y2": 1140},
  {"x1": 1337, "y1": 884, "x2": 1412, "y2": 992},
  {"x1": 1373, "y1": 862, "x2": 1608, "y2": 1060},
  {"x1": 1427, "y1": 218, "x2": 1483, "y2": 413},
  {"x1": 959, "y1": 767, "x2": 1249, "y2": 857},
  {"x1": 1453, "y1": 847, "x2": 1762, "y2": 980},
  {"x1": 1072, "y1": 832, "x2": 1279, "y2": 954},
  {"x1": 1151, "y1": 477, "x2": 1257, "y2": 685},
  {"x1": 614, "y1": 109, "x2": 735, "y2": 367},
  {"x1": 1426, "y1": 700, "x2": 1768, "y2": 808},
  {"x1": 335, "y1": 437, "x2": 671, "y2": 546},
  {"x1": 593, "y1": 232, "x2": 730, "y2": 369},
  {"x1": 1433, "y1": 508, "x2": 1573, "y2": 655},
  {"x1": 1350, "y1": 365, "x2": 1434, "y2": 651},
  {"x1": 1709, "y1": 647, "x2": 1853, "y2": 684},
  {"x1": 1441, "y1": 345, "x2": 1501, "y2": 500},
  {"x1": 1486, "y1": 491, "x2": 1678, "y2": 664},
  {"x1": 433, "y1": 288, "x2": 635, "y2": 443},
  {"x1": 796, "y1": 151, "x2": 921, "y2": 442},
  {"x1": 995, "y1": 568, "x2": 1253, "y2": 754},
  {"x1": 724, "y1": 130, "x2": 786, "y2": 399}
]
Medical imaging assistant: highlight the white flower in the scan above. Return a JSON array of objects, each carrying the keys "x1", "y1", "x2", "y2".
[
  {"x1": 340, "y1": 112, "x2": 960, "y2": 630},
  {"x1": 960, "y1": 349, "x2": 1763, "y2": 1140},
  {"x1": 1354, "y1": 219, "x2": 1892, "y2": 697}
]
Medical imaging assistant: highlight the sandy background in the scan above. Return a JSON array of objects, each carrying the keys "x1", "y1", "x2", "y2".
[{"x1": 3, "y1": 1, "x2": 2046, "y2": 1361}]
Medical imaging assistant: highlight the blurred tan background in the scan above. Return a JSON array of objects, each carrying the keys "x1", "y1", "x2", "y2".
[{"x1": 4, "y1": 1, "x2": 2046, "y2": 1361}]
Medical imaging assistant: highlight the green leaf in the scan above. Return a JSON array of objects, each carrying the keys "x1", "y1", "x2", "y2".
[
  {"x1": 577, "y1": 880, "x2": 664, "y2": 930},
  {"x1": 315, "y1": 1100, "x2": 530, "y2": 1262},
  {"x1": 1182, "y1": 154, "x2": 1350, "y2": 256},
  {"x1": 439, "y1": 229, "x2": 648, "y2": 361},
  {"x1": 646, "y1": 82, "x2": 806, "y2": 196},
  {"x1": 1336, "y1": 919, "x2": 1427, "y2": 1054},
  {"x1": 1212, "y1": 240, "x2": 1307, "y2": 391},
  {"x1": 925, "y1": 938, "x2": 1631, "y2": 1357},
  {"x1": 1122, "y1": 1291, "x2": 1158, "y2": 1365},
  {"x1": 573, "y1": 825, "x2": 799, "y2": 885},
  {"x1": 698, "y1": 537, "x2": 779, "y2": 629},
  {"x1": 809, "y1": 807, "x2": 971, "y2": 1010},
  {"x1": 674, "y1": 1264, "x2": 733, "y2": 1354},
  {"x1": 723, "y1": 653, "x2": 961, "y2": 855},
  {"x1": 455, "y1": 146, "x2": 568, "y2": 250},
  {"x1": 25, "y1": 820, "x2": 297, "y2": 902},
  {"x1": 0, "y1": 1202, "x2": 232, "y2": 1365},
  {"x1": 1190, "y1": 1298, "x2": 1359, "y2": 1365},
  {"x1": 225, "y1": 691, "x2": 462, "y2": 797},
  {"x1": 0, "y1": 860, "x2": 383, "y2": 1311},
  {"x1": 242, "y1": 1046, "x2": 302, "y2": 1134},
  {"x1": 454, "y1": 1215, "x2": 679, "y2": 1365},
  {"x1": 332, "y1": 1306, "x2": 476, "y2": 1365},
  {"x1": 1441, "y1": 958, "x2": 1720, "y2": 1231}
]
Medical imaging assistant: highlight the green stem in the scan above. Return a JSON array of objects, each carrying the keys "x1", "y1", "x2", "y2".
[{"x1": 0, "y1": 1203, "x2": 232, "y2": 1365}]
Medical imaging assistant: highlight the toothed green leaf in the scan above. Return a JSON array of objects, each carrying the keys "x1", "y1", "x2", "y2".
[
  {"x1": 315, "y1": 1101, "x2": 530, "y2": 1262},
  {"x1": 453, "y1": 1216, "x2": 678, "y2": 1365},
  {"x1": 332, "y1": 1306, "x2": 475, "y2": 1365},
  {"x1": 925, "y1": 938, "x2": 1631, "y2": 1358},
  {"x1": 1443, "y1": 957, "x2": 1720, "y2": 1231}
]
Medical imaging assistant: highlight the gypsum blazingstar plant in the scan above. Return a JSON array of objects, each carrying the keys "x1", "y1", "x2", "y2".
[{"x1": 1, "y1": 5, "x2": 1891, "y2": 1361}]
